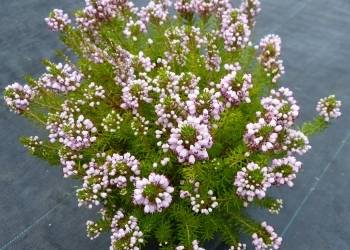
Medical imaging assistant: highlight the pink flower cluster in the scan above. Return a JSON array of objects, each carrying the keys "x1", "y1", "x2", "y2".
[
  {"x1": 46, "y1": 104, "x2": 97, "y2": 150},
  {"x1": 120, "y1": 79, "x2": 152, "y2": 113},
  {"x1": 38, "y1": 63, "x2": 83, "y2": 93},
  {"x1": 133, "y1": 52, "x2": 155, "y2": 72},
  {"x1": 45, "y1": 9, "x2": 71, "y2": 32},
  {"x1": 4, "y1": 82, "x2": 36, "y2": 114},
  {"x1": 133, "y1": 173, "x2": 174, "y2": 213},
  {"x1": 252, "y1": 222, "x2": 282, "y2": 250},
  {"x1": 187, "y1": 88, "x2": 224, "y2": 121},
  {"x1": 58, "y1": 148, "x2": 82, "y2": 177},
  {"x1": 131, "y1": 113, "x2": 150, "y2": 136},
  {"x1": 164, "y1": 25, "x2": 207, "y2": 66},
  {"x1": 180, "y1": 182, "x2": 218, "y2": 215},
  {"x1": 220, "y1": 8, "x2": 251, "y2": 51},
  {"x1": 75, "y1": 0, "x2": 120, "y2": 33},
  {"x1": 257, "y1": 34, "x2": 285, "y2": 83},
  {"x1": 244, "y1": 118, "x2": 282, "y2": 152},
  {"x1": 216, "y1": 0, "x2": 232, "y2": 15},
  {"x1": 151, "y1": 68, "x2": 223, "y2": 164},
  {"x1": 164, "y1": 26, "x2": 190, "y2": 66},
  {"x1": 80, "y1": 82, "x2": 106, "y2": 107},
  {"x1": 244, "y1": 87, "x2": 309, "y2": 155},
  {"x1": 235, "y1": 157, "x2": 298, "y2": 207},
  {"x1": 102, "y1": 110, "x2": 123, "y2": 132},
  {"x1": 77, "y1": 153, "x2": 140, "y2": 208},
  {"x1": 268, "y1": 199, "x2": 283, "y2": 214},
  {"x1": 203, "y1": 32, "x2": 222, "y2": 72},
  {"x1": 193, "y1": 0, "x2": 220, "y2": 17},
  {"x1": 260, "y1": 87, "x2": 299, "y2": 128},
  {"x1": 112, "y1": 47, "x2": 135, "y2": 85},
  {"x1": 240, "y1": 0, "x2": 261, "y2": 28},
  {"x1": 138, "y1": 0, "x2": 171, "y2": 25},
  {"x1": 86, "y1": 220, "x2": 103, "y2": 239},
  {"x1": 167, "y1": 116, "x2": 213, "y2": 164},
  {"x1": 316, "y1": 95, "x2": 342, "y2": 121},
  {"x1": 23, "y1": 136, "x2": 43, "y2": 153},
  {"x1": 110, "y1": 210, "x2": 144, "y2": 250},
  {"x1": 155, "y1": 94, "x2": 186, "y2": 129},
  {"x1": 269, "y1": 156, "x2": 302, "y2": 187},
  {"x1": 4, "y1": 1, "x2": 342, "y2": 249},
  {"x1": 81, "y1": 41, "x2": 109, "y2": 64},
  {"x1": 174, "y1": 0, "x2": 194, "y2": 16},
  {"x1": 62, "y1": 160, "x2": 77, "y2": 177},
  {"x1": 219, "y1": 63, "x2": 253, "y2": 107},
  {"x1": 153, "y1": 70, "x2": 202, "y2": 130},
  {"x1": 283, "y1": 129, "x2": 311, "y2": 155},
  {"x1": 234, "y1": 162, "x2": 274, "y2": 202},
  {"x1": 176, "y1": 72, "x2": 201, "y2": 97},
  {"x1": 124, "y1": 18, "x2": 147, "y2": 41}
]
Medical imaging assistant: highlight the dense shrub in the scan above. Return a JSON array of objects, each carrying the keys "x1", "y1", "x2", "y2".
[{"x1": 4, "y1": 0, "x2": 341, "y2": 249}]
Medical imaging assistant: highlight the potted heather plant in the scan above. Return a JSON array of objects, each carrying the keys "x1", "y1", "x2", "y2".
[{"x1": 3, "y1": 0, "x2": 342, "y2": 249}]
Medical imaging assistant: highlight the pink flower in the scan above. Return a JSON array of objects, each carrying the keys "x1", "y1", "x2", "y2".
[
  {"x1": 316, "y1": 95, "x2": 341, "y2": 121},
  {"x1": 283, "y1": 129, "x2": 311, "y2": 155},
  {"x1": 219, "y1": 63, "x2": 253, "y2": 106},
  {"x1": 4, "y1": 82, "x2": 36, "y2": 114},
  {"x1": 174, "y1": 0, "x2": 194, "y2": 15},
  {"x1": 193, "y1": 0, "x2": 220, "y2": 16},
  {"x1": 46, "y1": 111, "x2": 97, "y2": 151},
  {"x1": 45, "y1": 9, "x2": 71, "y2": 32},
  {"x1": 133, "y1": 173, "x2": 174, "y2": 213},
  {"x1": 244, "y1": 118, "x2": 282, "y2": 152},
  {"x1": 77, "y1": 153, "x2": 140, "y2": 207},
  {"x1": 220, "y1": 8, "x2": 251, "y2": 51},
  {"x1": 234, "y1": 162, "x2": 274, "y2": 202},
  {"x1": 120, "y1": 79, "x2": 152, "y2": 113},
  {"x1": 138, "y1": 0, "x2": 171, "y2": 25},
  {"x1": 269, "y1": 156, "x2": 302, "y2": 187},
  {"x1": 252, "y1": 222, "x2": 282, "y2": 250},
  {"x1": 261, "y1": 87, "x2": 299, "y2": 128},
  {"x1": 167, "y1": 116, "x2": 213, "y2": 164},
  {"x1": 240, "y1": 0, "x2": 261, "y2": 28},
  {"x1": 110, "y1": 210, "x2": 143, "y2": 250},
  {"x1": 38, "y1": 63, "x2": 83, "y2": 93},
  {"x1": 257, "y1": 34, "x2": 284, "y2": 83}
]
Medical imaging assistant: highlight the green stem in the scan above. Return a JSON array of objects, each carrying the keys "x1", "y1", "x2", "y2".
[
  {"x1": 33, "y1": 101, "x2": 60, "y2": 111},
  {"x1": 232, "y1": 213, "x2": 260, "y2": 234},
  {"x1": 26, "y1": 111, "x2": 46, "y2": 126},
  {"x1": 300, "y1": 116, "x2": 328, "y2": 136},
  {"x1": 185, "y1": 223, "x2": 191, "y2": 246}
]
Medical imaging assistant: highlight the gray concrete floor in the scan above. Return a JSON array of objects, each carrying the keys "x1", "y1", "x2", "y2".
[{"x1": 0, "y1": 0, "x2": 350, "y2": 249}]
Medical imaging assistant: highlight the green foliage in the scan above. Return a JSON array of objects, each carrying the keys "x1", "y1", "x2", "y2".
[
  {"x1": 5, "y1": 2, "x2": 337, "y2": 249},
  {"x1": 300, "y1": 116, "x2": 329, "y2": 136},
  {"x1": 20, "y1": 136, "x2": 61, "y2": 165}
]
